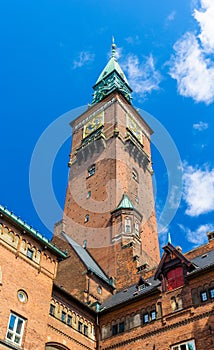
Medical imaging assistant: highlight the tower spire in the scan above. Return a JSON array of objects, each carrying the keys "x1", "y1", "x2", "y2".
[
  {"x1": 91, "y1": 39, "x2": 132, "y2": 105},
  {"x1": 111, "y1": 36, "x2": 116, "y2": 58}
]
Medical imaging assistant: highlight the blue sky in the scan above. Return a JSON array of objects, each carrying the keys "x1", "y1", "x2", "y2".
[{"x1": 1, "y1": 0, "x2": 214, "y2": 253}]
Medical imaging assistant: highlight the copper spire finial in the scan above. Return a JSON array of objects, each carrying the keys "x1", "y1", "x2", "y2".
[{"x1": 111, "y1": 36, "x2": 116, "y2": 58}]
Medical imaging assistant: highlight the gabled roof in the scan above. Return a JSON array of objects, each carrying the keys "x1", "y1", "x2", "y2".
[
  {"x1": 155, "y1": 243, "x2": 196, "y2": 280},
  {"x1": 0, "y1": 204, "x2": 67, "y2": 259},
  {"x1": 62, "y1": 232, "x2": 111, "y2": 285},
  {"x1": 111, "y1": 194, "x2": 142, "y2": 218}
]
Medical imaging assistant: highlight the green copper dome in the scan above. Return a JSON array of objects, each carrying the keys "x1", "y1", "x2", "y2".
[{"x1": 91, "y1": 40, "x2": 132, "y2": 105}]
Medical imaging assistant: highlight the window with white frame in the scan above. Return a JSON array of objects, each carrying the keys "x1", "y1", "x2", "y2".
[
  {"x1": 6, "y1": 313, "x2": 25, "y2": 345},
  {"x1": 171, "y1": 339, "x2": 196, "y2": 350}
]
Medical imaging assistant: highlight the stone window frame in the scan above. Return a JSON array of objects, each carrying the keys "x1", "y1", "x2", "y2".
[
  {"x1": 61, "y1": 311, "x2": 66, "y2": 323},
  {"x1": 50, "y1": 304, "x2": 55, "y2": 316},
  {"x1": 6, "y1": 312, "x2": 26, "y2": 346},
  {"x1": 142, "y1": 305, "x2": 157, "y2": 325},
  {"x1": 111, "y1": 321, "x2": 125, "y2": 336},
  {"x1": 125, "y1": 217, "x2": 131, "y2": 233},
  {"x1": 26, "y1": 247, "x2": 34, "y2": 260},
  {"x1": 78, "y1": 321, "x2": 83, "y2": 333}
]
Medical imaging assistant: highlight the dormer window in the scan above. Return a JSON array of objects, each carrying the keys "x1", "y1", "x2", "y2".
[{"x1": 166, "y1": 267, "x2": 184, "y2": 291}]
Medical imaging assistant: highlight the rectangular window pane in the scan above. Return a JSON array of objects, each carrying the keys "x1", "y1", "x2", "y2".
[
  {"x1": 209, "y1": 288, "x2": 214, "y2": 298},
  {"x1": 119, "y1": 322, "x2": 124, "y2": 333},
  {"x1": 143, "y1": 313, "x2": 149, "y2": 323},
  {"x1": 84, "y1": 325, "x2": 88, "y2": 336},
  {"x1": 78, "y1": 322, "x2": 82, "y2": 333},
  {"x1": 8, "y1": 315, "x2": 16, "y2": 330},
  {"x1": 61, "y1": 311, "x2": 66, "y2": 322},
  {"x1": 112, "y1": 325, "x2": 118, "y2": 335},
  {"x1": 14, "y1": 335, "x2": 21, "y2": 344},
  {"x1": 180, "y1": 345, "x2": 186, "y2": 350},
  {"x1": 151, "y1": 311, "x2": 156, "y2": 321},
  {"x1": 16, "y1": 319, "x2": 23, "y2": 334},
  {"x1": 201, "y1": 291, "x2": 208, "y2": 301},
  {"x1": 67, "y1": 315, "x2": 72, "y2": 325},
  {"x1": 50, "y1": 304, "x2": 55, "y2": 315},
  {"x1": 27, "y1": 248, "x2": 33, "y2": 259},
  {"x1": 6, "y1": 331, "x2": 13, "y2": 340}
]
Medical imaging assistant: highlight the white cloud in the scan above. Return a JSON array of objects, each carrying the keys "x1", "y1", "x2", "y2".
[
  {"x1": 72, "y1": 51, "x2": 95, "y2": 69},
  {"x1": 169, "y1": 32, "x2": 214, "y2": 104},
  {"x1": 179, "y1": 223, "x2": 214, "y2": 246},
  {"x1": 193, "y1": 121, "x2": 208, "y2": 131},
  {"x1": 182, "y1": 163, "x2": 214, "y2": 216},
  {"x1": 168, "y1": 0, "x2": 214, "y2": 104},
  {"x1": 166, "y1": 11, "x2": 176, "y2": 23},
  {"x1": 122, "y1": 54, "x2": 162, "y2": 98},
  {"x1": 194, "y1": 0, "x2": 214, "y2": 53}
]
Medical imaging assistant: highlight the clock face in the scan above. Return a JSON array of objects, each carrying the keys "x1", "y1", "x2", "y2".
[
  {"x1": 83, "y1": 113, "x2": 104, "y2": 138},
  {"x1": 127, "y1": 116, "x2": 142, "y2": 142}
]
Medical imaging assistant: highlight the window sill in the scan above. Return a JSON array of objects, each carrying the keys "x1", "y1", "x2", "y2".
[{"x1": 0, "y1": 339, "x2": 22, "y2": 350}]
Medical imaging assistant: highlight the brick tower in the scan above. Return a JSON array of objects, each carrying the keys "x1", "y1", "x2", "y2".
[{"x1": 59, "y1": 41, "x2": 160, "y2": 289}]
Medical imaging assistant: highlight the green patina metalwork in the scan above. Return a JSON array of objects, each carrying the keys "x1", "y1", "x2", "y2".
[
  {"x1": 112, "y1": 194, "x2": 142, "y2": 218},
  {"x1": 0, "y1": 204, "x2": 67, "y2": 258},
  {"x1": 91, "y1": 41, "x2": 132, "y2": 105}
]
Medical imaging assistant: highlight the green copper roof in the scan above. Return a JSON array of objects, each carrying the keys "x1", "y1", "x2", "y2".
[
  {"x1": 0, "y1": 204, "x2": 67, "y2": 258},
  {"x1": 95, "y1": 43, "x2": 129, "y2": 86},
  {"x1": 91, "y1": 40, "x2": 132, "y2": 105},
  {"x1": 116, "y1": 194, "x2": 136, "y2": 211}
]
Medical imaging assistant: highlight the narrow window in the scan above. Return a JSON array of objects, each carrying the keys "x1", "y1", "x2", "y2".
[
  {"x1": 201, "y1": 291, "x2": 208, "y2": 302},
  {"x1": 125, "y1": 217, "x2": 131, "y2": 233},
  {"x1": 132, "y1": 169, "x2": 138, "y2": 182},
  {"x1": 87, "y1": 191, "x2": 91, "y2": 199},
  {"x1": 143, "y1": 313, "x2": 149, "y2": 324},
  {"x1": 97, "y1": 285, "x2": 102, "y2": 295},
  {"x1": 50, "y1": 304, "x2": 55, "y2": 316},
  {"x1": 85, "y1": 214, "x2": 89, "y2": 223},
  {"x1": 84, "y1": 325, "x2": 88, "y2": 336},
  {"x1": 112, "y1": 324, "x2": 118, "y2": 335},
  {"x1": 88, "y1": 165, "x2": 95, "y2": 177},
  {"x1": 119, "y1": 322, "x2": 124, "y2": 333},
  {"x1": 6, "y1": 313, "x2": 25, "y2": 345},
  {"x1": 150, "y1": 311, "x2": 156, "y2": 321},
  {"x1": 61, "y1": 311, "x2": 66, "y2": 322},
  {"x1": 209, "y1": 288, "x2": 214, "y2": 299},
  {"x1": 67, "y1": 315, "x2": 72, "y2": 325},
  {"x1": 26, "y1": 248, "x2": 33, "y2": 259},
  {"x1": 78, "y1": 321, "x2": 83, "y2": 333}
]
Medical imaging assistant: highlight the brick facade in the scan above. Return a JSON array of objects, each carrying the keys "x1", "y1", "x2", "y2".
[{"x1": 1, "y1": 50, "x2": 214, "y2": 350}]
